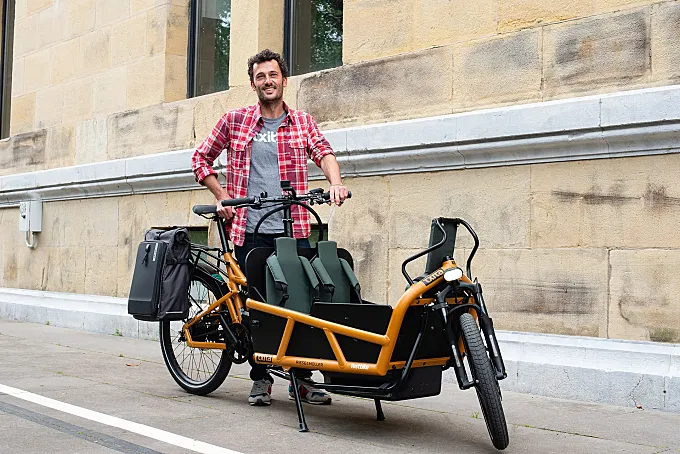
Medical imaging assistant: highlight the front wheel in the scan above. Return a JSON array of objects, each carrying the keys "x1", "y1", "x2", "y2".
[
  {"x1": 159, "y1": 268, "x2": 232, "y2": 395},
  {"x1": 460, "y1": 312, "x2": 509, "y2": 450}
]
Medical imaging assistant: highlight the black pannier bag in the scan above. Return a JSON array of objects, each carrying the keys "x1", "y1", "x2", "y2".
[{"x1": 127, "y1": 228, "x2": 192, "y2": 321}]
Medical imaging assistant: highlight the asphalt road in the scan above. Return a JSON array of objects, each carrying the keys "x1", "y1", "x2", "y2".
[{"x1": 0, "y1": 319, "x2": 678, "y2": 454}]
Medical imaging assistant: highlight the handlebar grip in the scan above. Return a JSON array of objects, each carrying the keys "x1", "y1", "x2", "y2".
[
  {"x1": 221, "y1": 196, "x2": 257, "y2": 207},
  {"x1": 322, "y1": 191, "x2": 352, "y2": 200},
  {"x1": 193, "y1": 205, "x2": 217, "y2": 215}
]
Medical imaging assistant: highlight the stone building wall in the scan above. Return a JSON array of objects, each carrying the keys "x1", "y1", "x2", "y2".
[{"x1": 1, "y1": 0, "x2": 680, "y2": 343}]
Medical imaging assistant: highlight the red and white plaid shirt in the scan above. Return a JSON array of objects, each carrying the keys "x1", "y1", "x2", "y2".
[{"x1": 191, "y1": 102, "x2": 334, "y2": 246}]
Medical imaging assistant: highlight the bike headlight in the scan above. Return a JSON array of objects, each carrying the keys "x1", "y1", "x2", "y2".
[{"x1": 443, "y1": 267, "x2": 464, "y2": 282}]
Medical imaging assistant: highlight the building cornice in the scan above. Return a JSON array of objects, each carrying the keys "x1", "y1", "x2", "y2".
[{"x1": 2, "y1": 85, "x2": 680, "y2": 206}]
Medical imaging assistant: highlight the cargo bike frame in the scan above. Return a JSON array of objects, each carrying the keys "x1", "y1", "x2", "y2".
[{"x1": 159, "y1": 182, "x2": 510, "y2": 450}]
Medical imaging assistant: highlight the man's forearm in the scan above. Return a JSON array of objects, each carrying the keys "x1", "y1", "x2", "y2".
[
  {"x1": 320, "y1": 154, "x2": 343, "y2": 185},
  {"x1": 202, "y1": 174, "x2": 228, "y2": 200}
]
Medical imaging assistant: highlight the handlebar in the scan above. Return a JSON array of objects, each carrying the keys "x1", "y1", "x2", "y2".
[{"x1": 191, "y1": 189, "x2": 352, "y2": 216}]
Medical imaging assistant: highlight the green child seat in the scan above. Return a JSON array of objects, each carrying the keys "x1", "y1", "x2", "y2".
[
  {"x1": 265, "y1": 237, "x2": 320, "y2": 314},
  {"x1": 311, "y1": 241, "x2": 362, "y2": 304}
]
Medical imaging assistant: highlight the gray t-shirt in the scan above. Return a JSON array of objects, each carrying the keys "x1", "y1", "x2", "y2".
[{"x1": 246, "y1": 114, "x2": 286, "y2": 233}]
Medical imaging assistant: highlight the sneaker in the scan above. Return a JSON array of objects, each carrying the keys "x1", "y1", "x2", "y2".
[
  {"x1": 288, "y1": 380, "x2": 332, "y2": 405},
  {"x1": 248, "y1": 378, "x2": 273, "y2": 406}
]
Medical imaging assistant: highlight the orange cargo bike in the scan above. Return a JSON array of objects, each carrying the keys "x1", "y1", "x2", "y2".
[{"x1": 159, "y1": 181, "x2": 510, "y2": 450}]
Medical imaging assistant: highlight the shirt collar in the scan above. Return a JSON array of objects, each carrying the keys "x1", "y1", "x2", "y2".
[{"x1": 254, "y1": 101, "x2": 294, "y2": 126}]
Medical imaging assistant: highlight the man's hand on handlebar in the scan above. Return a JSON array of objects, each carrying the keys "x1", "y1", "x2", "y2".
[
  {"x1": 329, "y1": 183, "x2": 349, "y2": 206},
  {"x1": 216, "y1": 197, "x2": 235, "y2": 220}
]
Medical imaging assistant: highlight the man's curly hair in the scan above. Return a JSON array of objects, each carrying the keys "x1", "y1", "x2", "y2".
[{"x1": 247, "y1": 49, "x2": 289, "y2": 83}]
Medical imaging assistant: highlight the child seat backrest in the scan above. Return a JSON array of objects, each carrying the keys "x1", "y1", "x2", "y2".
[
  {"x1": 265, "y1": 237, "x2": 319, "y2": 314},
  {"x1": 311, "y1": 241, "x2": 361, "y2": 304}
]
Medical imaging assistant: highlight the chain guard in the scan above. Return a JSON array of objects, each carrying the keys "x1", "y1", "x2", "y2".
[{"x1": 227, "y1": 323, "x2": 252, "y2": 364}]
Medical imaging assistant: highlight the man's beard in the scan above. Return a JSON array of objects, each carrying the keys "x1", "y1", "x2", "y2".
[{"x1": 257, "y1": 84, "x2": 283, "y2": 106}]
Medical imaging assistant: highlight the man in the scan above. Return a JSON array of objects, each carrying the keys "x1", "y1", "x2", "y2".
[{"x1": 191, "y1": 49, "x2": 348, "y2": 406}]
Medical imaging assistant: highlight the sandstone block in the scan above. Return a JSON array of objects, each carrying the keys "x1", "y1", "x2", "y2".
[
  {"x1": 9, "y1": 93, "x2": 35, "y2": 135},
  {"x1": 228, "y1": 0, "x2": 260, "y2": 87},
  {"x1": 45, "y1": 124, "x2": 76, "y2": 169},
  {"x1": 594, "y1": 0, "x2": 655, "y2": 14},
  {"x1": 46, "y1": 246, "x2": 86, "y2": 293},
  {"x1": 257, "y1": 0, "x2": 284, "y2": 53},
  {"x1": 609, "y1": 249, "x2": 680, "y2": 342},
  {"x1": 126, "y1": 55, "x2": 165, "y2": 109},
  {"x1": 93, "y1": 67, "x2": 127, "y2": 115},
  {"x1": 24, "y1": 49, "x2": 50, "y2": 92},
  {"x1": 531, "y1": 154, "x2": 680, "y2": 248},
  {"x1": 475, "y1": 248, "x2": 609, "y2": 337},
  {"x1": 38, "y1": 201, "x2": 65, "y2": 247},
  {"x1": 65, "y1": 0, "x2": 96, "y2": 38},
  {"x1": 166, "y1": 4, "x2": 189, "y2": 56},
  {"x1": 50, "y1": 38, "x2": 83, "y2": 85},
  {"x1": 651, "y1": 1, "x2": 680, "y2": 82},
  {"x1": 0, "y1": 131, "x2": 46, "y2": 173},
  {"x1": 11, "y1": 58, "x2": 25, "y2": 98},
  {"x1": 15, "y1": 0, "x2": 28, "y2": 20},
  {"x1": 111, "y1": 14, "x2": 147, "y2": 66},
  {"x1": 164, "y1": 53, "x2": 187, "y2": 103},
  {"x1": 454, "y1": 30, "x2": 542, "y2": 109},
  {"x1": 95, "y1": 0, "x2": 130, "y2": 28},
  {"x1": 298, "y1": 46, "x2": 453, "y2": 128},
  {"x1": 75, "y1": 115, "x2": 108, "y2": 164},
  {"x1": 192, "y1": 92, "x2": 227, "y2": 141},
  {"x1": 498, "y1": 0, "x2": 592, "y2": 32},
  {"x1": 388, "y1": 166, "x2": 531, "y2": 250},
  {"x1": 413, "y1": 0, "x2": 496, "y2": 47},
  {"x1": 85, "y1": 246, "x2": 118, "y2": 296},
  {"x1": 38, "y1": 5, "x2": 67, "y2": 48},
  {"x1": 14, "y1": 15, "x2": 40, "y2": 57},
  {"x1": 27, "y1": 0, "x2": 54, "y2": 15},
  {"x1": 327, "y1": 176, "x2": 390, "y2": 305},
  {"x1": 108, "y1": 102, "x2": 194, "y2": 158},
  {"x1": 543, "y1": 10, "x2": 650, "y2": 98},
  {"x1": 62, "y1": 78, "x2": 94, "y2": 123},
  {"x1": 387, "y1": 248, "x2": 428, "y2": 306},
  {"x1": 82, "y1": 28, "x2": 111, "y2": 76},
  {"x1": 146, "y1": 4, "x2": 168, "y2": 56},
  {"x1": 342, "y1": 0, "x2": 413, "y2": 64},
  {"x1": 63, "y1": 198, "x2": 119, "y2": 247},
  {"x1": 130, "y1": 0, "x2": 165, "y2": 14}
]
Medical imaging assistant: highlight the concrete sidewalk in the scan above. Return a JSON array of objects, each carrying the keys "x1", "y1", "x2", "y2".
[{"x1": 0, "y1": 319, "x2": 678, "y2": 453}]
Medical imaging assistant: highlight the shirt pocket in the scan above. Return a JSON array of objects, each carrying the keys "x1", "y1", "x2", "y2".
[
  {"x1": 288, "y1": 138, "x2": 308, "y2": 168},
  {"x1": 229, "y1": 140, "x2": 249, "y2": 170}
]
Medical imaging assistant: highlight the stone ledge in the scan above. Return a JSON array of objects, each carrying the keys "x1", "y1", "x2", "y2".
[
  {"x1": 442, "y1": 330, "x2": 680, "y2": 413},
  {"x1": 2, "y1": 85, "x2": 680, "y2": 206},
  {"x1": 1, "y1": 287, "x2": 677, "y2": 412}
]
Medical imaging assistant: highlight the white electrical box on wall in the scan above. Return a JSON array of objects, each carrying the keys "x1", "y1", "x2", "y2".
[{"x1": 19, "y1": 200, "x2": 42, "y2": 233}]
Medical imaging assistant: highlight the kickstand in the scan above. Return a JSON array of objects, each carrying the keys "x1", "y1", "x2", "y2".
[
  {"x1": 374, "y1": 399, "x2": 385, "y2": 421},
  {"x1": 289, "y1": 369, "x2": 309, "y2": 432}
]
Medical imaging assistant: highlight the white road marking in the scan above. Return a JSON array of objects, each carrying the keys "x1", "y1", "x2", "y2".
[{"x1": 0, "y1": 383, "x2": 243, "y2": 454}]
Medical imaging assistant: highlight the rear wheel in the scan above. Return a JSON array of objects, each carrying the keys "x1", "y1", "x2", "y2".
[
  {"x1": 159, "y1": 268, "x2": 231, "y2": 395},
  {"x1": 460, "y1": 312, "x2": 509, "y2": 450}
]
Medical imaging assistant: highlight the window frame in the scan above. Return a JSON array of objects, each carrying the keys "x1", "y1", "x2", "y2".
[
  {"x1": 187, "y1": 0, "x2": 232, "y2": 98},
  {"x1": 283, "y1": 0, "x2": 343, "y2": 77}
]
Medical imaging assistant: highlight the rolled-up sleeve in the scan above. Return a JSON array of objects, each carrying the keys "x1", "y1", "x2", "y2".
[
  {"x1": 192, "y1": 114, "x2": 230, "y2": 184},
  {"x1": 306, "y1": 115, "x2": 334, "y2": 167}
]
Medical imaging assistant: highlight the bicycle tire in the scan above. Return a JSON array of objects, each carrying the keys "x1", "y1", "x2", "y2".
[
  {"x1": 460, "y1": 312, "x2": 509, "y2": 450},
  {"x1": 159, "y1": 267, "x2": 232, "y2": 395}
]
